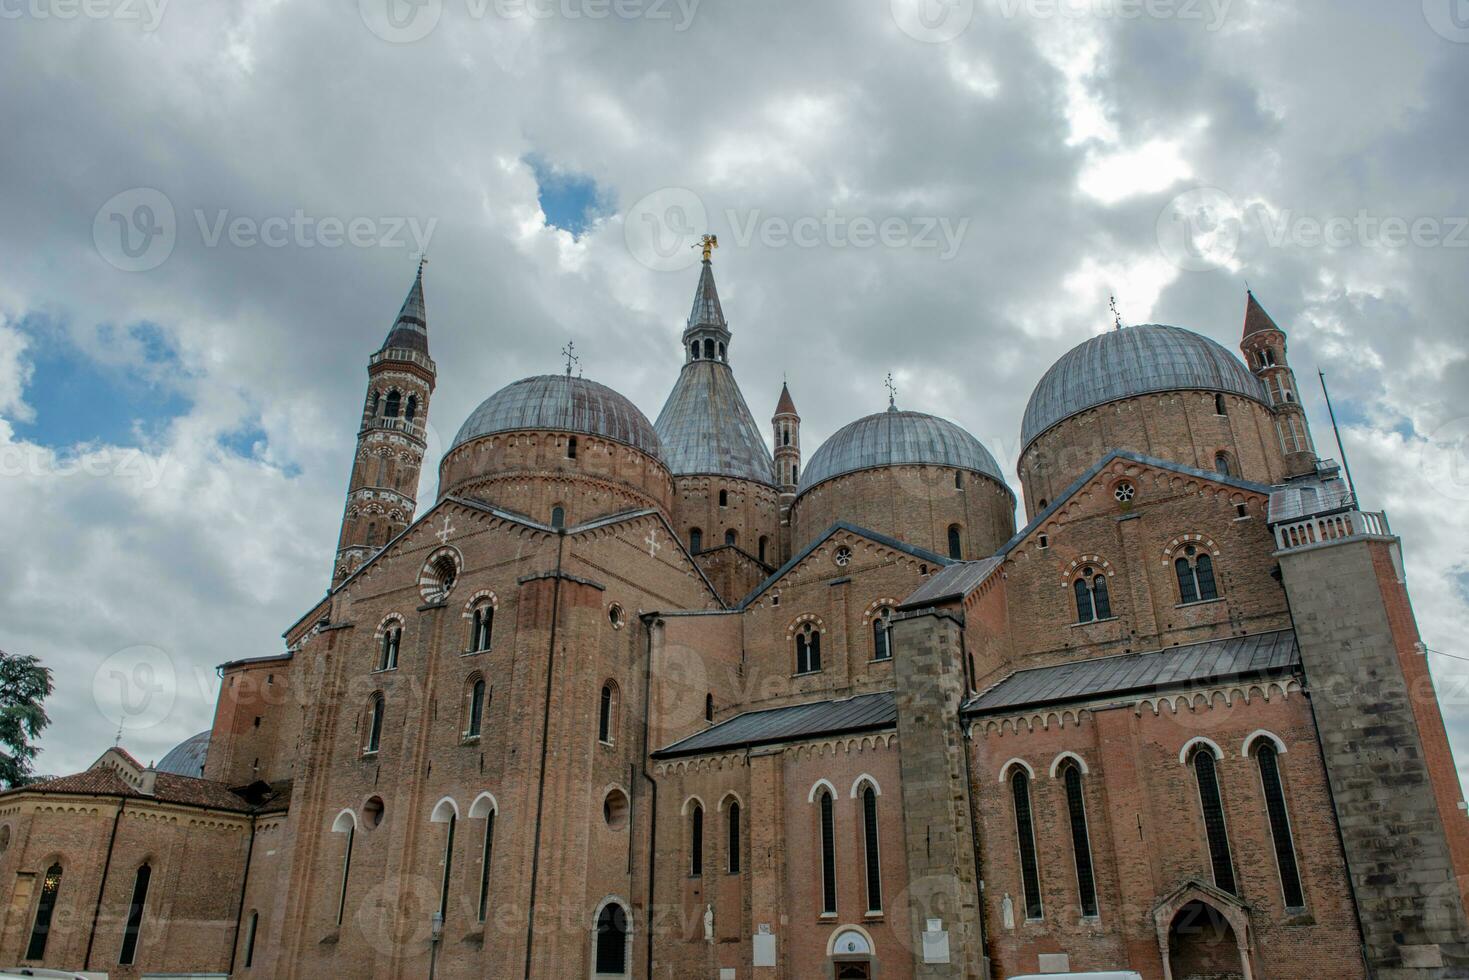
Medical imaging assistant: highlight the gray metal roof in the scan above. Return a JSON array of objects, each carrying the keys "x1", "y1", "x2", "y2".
[
  {"x1": 654, "y1": 691, "x2": 896, "y2": 758},
  {"x1": 798, "y1": 408, "x2": 1009, "y2": 495},
  {"x1": 654, "y1": 361, "x2": 775, "y2": 483},
  {"x1": 901, "y1": 556, "x2": 1004, "y2": 608},
  {"x1": 451, "y1": 374, "x2": 664, "y2": 458},
  {"x1": 685, "y1": 259, "x2": 726, "y2": 333},
  {"x1": 381, "y1": 267, "x2": 429, "y2": 354},
  {"x1": 965, "y1": 630, "x2": 1299, "y2": 714},
  {"x1": 1268, "y1": 474, "x2": 1354, "y2": 523},
  {"x1": 155, "y1": 730, "x2": 211, "y2": 777},
  {"x1": 1021, "y1": 324, "x2": 1269, "y2": 450}
]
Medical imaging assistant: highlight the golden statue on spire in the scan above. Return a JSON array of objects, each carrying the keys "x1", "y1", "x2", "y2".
[{"x1": 694, "y1": 234, "x2": 718, "y2": 262}]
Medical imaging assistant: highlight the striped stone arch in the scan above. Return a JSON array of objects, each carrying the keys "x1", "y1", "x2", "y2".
[
  {"x1": 1161, "y1": 533, "x2": 1221, "y2": 564},
  {"x1": 1060, "y1": 554, "x2": 1114, "y2": 588},
  {"x1": 998, "y1": 758, "x2": 1036, "y2": 782},
  {"x1": 418, "y1": 545, "x2": 462, "y2": 604},
  {"x1": 374, "y1": 612, "x2": 406, "y2": 639},
  {"x1": 461, "y1": 590, "x2": 499, "y2": 617},
  {"x1": 861, "y1": 598, "x2": 900, "y2": 625},
  {"x1": 786, "y1": 613, "x2": 827, "y2": 637}
]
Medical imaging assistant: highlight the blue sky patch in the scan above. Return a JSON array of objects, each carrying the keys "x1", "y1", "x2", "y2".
[
  {"x1": 9, "y1": 315, "x2": 191, "y2": 448},
  {"x1": 527, "y1": 155, "x2": 608, "y2": 237}
]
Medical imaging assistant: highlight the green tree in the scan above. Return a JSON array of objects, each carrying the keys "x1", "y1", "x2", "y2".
[{"x1": 0, "y1": 650, "x2": 53, "y2": 789}]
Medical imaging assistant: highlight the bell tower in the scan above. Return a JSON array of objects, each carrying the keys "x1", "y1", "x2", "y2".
[
  {"x1": 1240, "y1": 290, "x2": 1316, "y2": 479},
  {"x1": 772, "y1": 381, "x2": 800, "y2": 563},
  {"x1": 332, "y1": 261, "x2": 437, "y2": 587}
]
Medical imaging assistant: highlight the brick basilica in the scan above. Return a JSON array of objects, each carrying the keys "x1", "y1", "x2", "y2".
[{"x1": 3, "y1": 249, "x2": 1469, "y2": 980}]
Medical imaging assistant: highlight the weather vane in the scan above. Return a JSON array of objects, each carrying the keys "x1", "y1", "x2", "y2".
[
  {"x1": 694, "y1": 234, "x2": 718, "y2": 262},
  {"x1": 562, "y1": 340, "x2": 580, "y2": 377},
  {"x1": 1110, "y1": 295, "x2": 1123, "y2": 331},
  {"x1": 414, "y1": 252, "x2": 428, "y2": 277},
  {"x1": 884, "y1": 372, "x2": 898, "y2": 409}
]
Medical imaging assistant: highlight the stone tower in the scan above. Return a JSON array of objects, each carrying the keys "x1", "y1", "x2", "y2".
[
  {"x1": 772, "y1": 382, "x2": 800, "y2": 564},
  {"x1": 331, "y1": 261, "x2": 437, "y2": 587},
  {"x1": 1240, "y1": 291, "x2": 1316, "y2": 478}
]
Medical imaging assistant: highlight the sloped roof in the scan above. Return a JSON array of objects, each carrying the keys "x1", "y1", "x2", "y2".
[
  {"x1": 900, "y1": 556, "x2": 1004, "y2": 608},
  {"x1": 685, "y1": 259, "x2": 726, "y2": 333},
  {"x1": 382, "y1": 265, "x2": 429, "y2": 354},
  {"x1": 799, "y1": 408, "x2": 1009, "y2": 495},
  {"x1": 451, "y1": 375, "x2": 664, "y2": 458},
  {"x1": 775, "y1": 382, "x2": 797, "y2": 417},
  {"x1": 965, "y1": 630, "x2": 1300, "y2": 714},
  {"x1": 654, "y1": 360, "x2": 775, "y2": 483},
  {"x1": 654, "y1": 691, "x2": 896, "y2": 758},
  {"x1": 1243, "y1": 291, "x2": 1284, "y2": 337},
  {"x1": 736, "y1": 521, "x2": 952, "y2": 609},
  {"x1": 14, "y1": 766, "x2": 252, "y2": 812}
]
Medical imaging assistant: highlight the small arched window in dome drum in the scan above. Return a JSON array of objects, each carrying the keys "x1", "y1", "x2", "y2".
[
  {"x1": 689, "y1": 528, "x2": 703, "y2": 554},
  {"x1": 551, "y1": 506, "x2": 566, "y2": 529},
  {"x1": 718, "y1": 489, "x2": 728, "y2": 507},
  {"x1": 567, "y1": 436, "x2": 578, "y2": 460},
  {"x1": 725, "y1": 529, "x2": 737, "y2": 547},
  {"x1": 1214, "y1": 452, "x2": 1232, "y2": 476},
  {"x1": 1215, "y1": 392, "x2": 1228, "y2": 416},
  {"x1": 947, "y1": 524, "x2": 963, "y2": 560}
]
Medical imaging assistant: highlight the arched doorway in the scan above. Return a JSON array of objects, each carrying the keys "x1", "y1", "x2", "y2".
[
  {"x1": 1168, "y1": 900, "x2": 1245, "y2": 980},
  {"x1": 829, "y1": 927, "x2": 874, "y2": 979}
]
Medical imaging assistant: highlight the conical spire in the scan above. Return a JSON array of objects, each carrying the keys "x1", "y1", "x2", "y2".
[
  {"x1": 686, "y1": 257, "x2": 727, "y2": 332},
  {"x1": 1243, "y1": 289, "x2": 1283, "y2": 339},
  {"x1": 775, "y1": 381, "x2": 797, "y2": 417},
  {"x1": 382, "y1": 259, "x2": 429, "y2": 354}
]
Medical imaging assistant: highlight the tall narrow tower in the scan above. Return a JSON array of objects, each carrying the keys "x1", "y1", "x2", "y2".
[
  {"x1": 331, "y1": 262, "x2": 437, "y2": 587},
  {"x1": 1240, "y1": 290, "x2": 1316, "y2": 479},
  {"x1": 772, "y1": 381, "x2": 800, "y2": 563}
]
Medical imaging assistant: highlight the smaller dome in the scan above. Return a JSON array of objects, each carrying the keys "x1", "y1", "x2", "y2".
[
  {"x1": 799, "y1": 408, "x2": 1008, "y2": 495},
  {"x1": 156, "y1": 731, "x2": 210, "y2": 777},
  {"x1": 1022, "y1": 324, "x2": 1267, "y2": 450},
  {"x1": 451, "y1": 375, "x2": 664, "y2": 459}
]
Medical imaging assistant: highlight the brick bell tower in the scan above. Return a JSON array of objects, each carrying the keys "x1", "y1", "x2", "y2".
[
  {"x1": 1240, "y1": 290, "x2": 1316, "y2": 478},
  {"x1": 772, "y1": 380, "x2": 800, "y2": 563},
  {"x1": 331, "y1": 260, "x2": 437, "y2": 587}
]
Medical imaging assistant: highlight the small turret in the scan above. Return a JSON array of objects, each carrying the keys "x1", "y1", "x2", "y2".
[{"x1": 1240, "y1": 291, "x2": 1316, "y2": 479}]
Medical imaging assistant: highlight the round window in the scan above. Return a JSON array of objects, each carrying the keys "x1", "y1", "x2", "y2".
[
  {"x1": 608, "y1": 604, "x2": 625, "y2": 629},
  {"x1": 363, "y1": 796, "x2": 385, "y2": 828},
  {"x1": 1114, "y1": 481, "x2": 1136, "y2": 503},
  {"x1": 834, "y1": 546, "x2": 853, "y2": 567},
  {"x1": 419, "y1": 547, "x2": 461, "y2": 603}
]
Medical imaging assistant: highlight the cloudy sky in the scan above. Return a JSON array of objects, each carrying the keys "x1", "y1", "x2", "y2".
[{"x1": 1, "y1": 0, "x2": 1467, "y2": 779}]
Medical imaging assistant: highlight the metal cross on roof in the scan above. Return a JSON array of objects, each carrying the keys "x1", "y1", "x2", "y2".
[
  {"x1": 884, "y1": 372, "x2": 898, "y2": 409},
  {"x1": 1110, "y1": 295, "x2": 1123, "y2": 331},
  {"x1": 562, "y1": 340, "x2": 580, "y2": 377},
  {"x1": 414, "y1": 252, "x2": 428, "y2": 278}
]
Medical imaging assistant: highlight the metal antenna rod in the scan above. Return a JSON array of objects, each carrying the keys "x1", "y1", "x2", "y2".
[{"x1": 1318, "y1": 368, "x2": 1357, "y2": 504}]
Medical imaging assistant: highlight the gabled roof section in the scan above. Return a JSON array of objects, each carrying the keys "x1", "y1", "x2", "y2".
[
  {"x1": 5, "y1": 748, "x2": 253, "y2": 812},
  {"x1": 654, "y1": 691, "x2": 896, "y2": 758},
  {"x1": 1243, "y1": 290, "x2": 1284, "y2": 338},
  {"x1": 900, "y1": 556, "x2": 1004, "y2": 609},
  {"x1": 965, "y1": 629, "x2": 1299, "y2": 715},
  {"x1": 736, "y1": 522, "x2": 953, "y2": 610}
]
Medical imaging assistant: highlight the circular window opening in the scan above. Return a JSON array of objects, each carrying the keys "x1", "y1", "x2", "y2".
[
  {"x1": 834, "y1": 546, "x2": 853, "y2": 567},
  {"x1": 603, "y1": 789, "x2": 629, "y2": 829},
  {"x1": 363, "y1": 796, "x2": 385, "y2": 828},
  {"x1": 608, "y1": 604, "x2": 625, "y2": 630},
  {"x1": 1113, "y1": 481, "x2": 1136, "y2": 503},
  {"x1": 419, "y1": 549, "x2": 460, "y2": 603}
]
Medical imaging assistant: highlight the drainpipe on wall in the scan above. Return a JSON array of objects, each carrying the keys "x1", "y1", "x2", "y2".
[
  {"x1": 638, "y1": 613, "x2": 661, "y2": 980},
  {"x1": 226, "y1": 816, "x2": 259, "y2": 976},
  {"x1": 83, "y1": 799, "x2": 126, "y2": 969}
]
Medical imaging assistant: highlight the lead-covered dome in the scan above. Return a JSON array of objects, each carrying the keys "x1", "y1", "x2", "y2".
[
  {"x1": 1021, "y1": 324, "x2": 1268, "y2": 450},
  {"x1": 451, "y1": 375, "x2": 663, "y2": 458},
  {"x1": 156, "y1": 730, "x2": 210, "y2": 778},
  {"x1": 799, "y1": 407, "x2": 1007, "y2": 495}
]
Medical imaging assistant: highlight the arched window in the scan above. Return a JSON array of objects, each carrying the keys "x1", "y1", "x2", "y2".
[
  {"x1": 718, "y1": 342, "x2": 725, "y2": 360},
  {"x1": 594, "y1": 902, "x2": 629, "y2": 976},
  {"x1": 782, "y1": 427, "x2": 791, "y2": 447},
  {"x1": 334, "y1": 820, "x2": 355, "y2": 926},
  {"x1": 1214, "y1": 452, "x2": 1233, "y2": 476},
  {"x1": 1255, "y1": 742, "x2": 1305, "y2": 909},
  {"x1": 438, "y1": 813, "x2": 456, "y2": 920},
  {"x1": 703, "y1": 339, "x2": 715, "y2": 359},
  {"x1": 758, "y1": 536, "x2": 768, "y2": 564},
  {"x1": 1190, "y1": 746, "x2": 1237, "y2": 894},
  {"x1": 567, "y1": 436, "x2": 578, "y2": 459},
  {"x1": 818, "y1": 789, "x2": 837, "y2": 914},
  {"x1": 1060, "y1": 762, "x2": 1098, "y2": 917},
  {"x1": 689, "y1": 528, "x2": 702, "y2": 554},
  {"x1": 947, "y1": 524, "x2": 963, "y2": 560},
  {"x1": 471, "y1": 605, "x2": 493, "y2": 652},
  {"x1": 24, "y1": 862, "x2": 62, "y2": 960},
  {"x1": 551, "y1": 505, "x2": 566, "y2": 529},
  {"x1": 466, "y1": 678, "x2": 485, "y2": 738},
  {"x1": 872, "y1": 607, "x2": 894, "y2": 661},
  {"x1": 791, "y1": 463, "x2": 798, "y2": 484},
  {"x1": 724, "y1": 529, "x2": 737, "y2": 547},
  {"x1": 727, "y1": 802, "x2": 742, "y2": 874},
  {"x1": 405, "y1": 394, "x2": 417, "y2": 422},
  {"x1": 690, "y1": 342, "x2": 699, "y2": 359},
  {"x1": 690, "y1": 804, "x2": 704, "y2": 876},
  {"x1": 242, "y1": 910, "x2": 259, "y2": 968},
  {"x1": 1073, "y1": 569, "x2": 1111, "y2": 622},
  {"x1": 1215, "y1": 392, "x2": 1228, "y2": 416},
  {"x1": 599, "y1": 683, "x2": 619, "y2": 745},
  {"x1": 384, "y1": 390, "x2": 401, "y2": 419},
  {"x1": 718, "y1": 489, "x2": 728, "y2": 507},
  {"x1": 862, "y1": 786, "x2": 883, "y2": 913},
  {"x1": 477, "y1": 809, "x2": 496, "y2": 923},
  {"x1": 795, "y1": 623, "x2": 822, "y2": 674},
  {"x1": 369, "y1": 390, "x2": 381, "y2": 417},
  {"x1": 705, "y1": 693, "x2": 714, "y2": 723},
  {"x1": 1010, "y1": 769, "x2": 1042, "y2": 920},
  {"x1": 118, "y1": 862, "x2": 151, "y2": 964},
  {"x1": 1175, "y1": 546, "x2": 1219, "y2": 603},
  {"x1": 364, "y1": 694, "x2": 386, "y2": 754},
  {"x1": 378, "y1": 626, "x2": 401, "y2": 672}
]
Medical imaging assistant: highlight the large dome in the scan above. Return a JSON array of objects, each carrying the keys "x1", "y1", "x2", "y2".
[
  {"x1": 799, "y1": 408, "x2": 1008, "y2": 495},
  {"x1": 451, "y1": 375, "x2": 663, "y2": 459},
  {"x1": 156, "y1": 730, "x2": 210, "y2": 778},
  {"x1": 1021, "y1": 324, "x2": 1268, "y2": 450}
]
